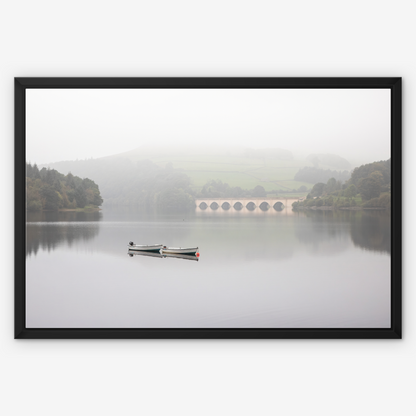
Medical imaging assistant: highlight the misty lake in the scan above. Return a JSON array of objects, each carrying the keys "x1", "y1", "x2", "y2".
[{"x1": 26, "y1": 207, "x2": 391, "y2": 328}]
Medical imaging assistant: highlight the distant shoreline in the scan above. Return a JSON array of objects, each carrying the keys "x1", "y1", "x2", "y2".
[
  {"x1": 293, "y1": 206, "x2": 388, "y2": 211},
  {"x1": 32, "y1": 207, "x2": 102, "y2": 213},
  {"x1": 59, "y1": 207, "x2": 102, "y2": 212}
]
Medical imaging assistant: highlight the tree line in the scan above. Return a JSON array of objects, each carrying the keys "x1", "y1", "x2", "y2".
[
  {"x1": 292, "y1": 159, "x2": 391, "y2": 210},
  {"x1": 26, "y1": 163, "x2": 103, "y2": 211},
  {"x1": 294, "y1": 166, "x2": 351, "y2": 184},
  {"x1": 305, "y1": 153, "x2": 351, "y2": 169},
  {"x1": 39, "y1": 158, "x2": 275, "y2": 210},
  {"x1": 196, "y1": 179, "x2": 268, "y2": 199}
]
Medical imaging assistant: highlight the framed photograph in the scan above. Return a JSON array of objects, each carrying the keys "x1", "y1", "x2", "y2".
[{"x1": 15, "y1": 77, "x2": 401, "y2": 339}]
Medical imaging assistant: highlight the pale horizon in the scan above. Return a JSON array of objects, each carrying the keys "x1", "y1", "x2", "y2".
[{"x1": 26, "y1": 88, "x2": 391, "y2": 166}]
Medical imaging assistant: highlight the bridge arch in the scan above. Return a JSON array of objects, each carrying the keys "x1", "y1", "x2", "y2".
[
  {"x1": 233, "y1": 201, "x2": 243, "y2": 210},
  {"x1": 273, "y1": 201, "x2": 284, "y2": 211},
  {"x1": 259, "y1": 201, "x2": 269, "y2": 211},
  {"x1": 246, "y1": 201, "x2": 256, "y2": 211},
  {"x1": 221, "y1": 202, "x2": 231, "y2": 210}
]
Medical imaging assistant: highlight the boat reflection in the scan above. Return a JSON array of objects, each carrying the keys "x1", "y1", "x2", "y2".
[
  {"x1": 127, "y1": 249, "x2": 199, "y2": 262},
  {"x1": 163, "y1": 253, "x2": 199, "y2": 262},
  {"x1": 128, "y1": 250, "x2": 164, "y2": 258}
]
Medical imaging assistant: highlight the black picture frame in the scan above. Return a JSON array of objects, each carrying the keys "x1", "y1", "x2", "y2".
[{"x1": 15, "y1": 77, "x2": 402, "y2": 339}]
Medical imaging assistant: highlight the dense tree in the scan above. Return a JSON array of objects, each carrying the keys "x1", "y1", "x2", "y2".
[
  {"x1": 344, "y1": 184, "x2": 357, "y2": 198},
  {"x1": 230, "y1": 186, "x2": 244, "y2": 197},
  {"x1": 292, "y1": 158, "x2": 391, "y2": 210},
  {"x1": 310, "y1": 182, "x2": 325, "y2": 197},
  {"x1": 26, "y1": 162, "x2": 103, "y2": 211},
  {"x1": 370, "y1": 171, "x2": 384, "y2": 187},
  {"x1": 358, "y1": 177, "x2": 381, "y2": 201},
  {"x1": 348, "y1": 159, "x2": 390, "y2": 188},
  {"x1": 41, "y1": 184, "x2": 62, "y2": 210},
  {"x1": 252, "y1": 185, "x2": 267, "y2": 197},
  {"x1": 66, "y1": 172, "x2": 75, "y2": 188},
  {"x1": 74, "y1": 186, "x2": 87, "y2": 208},
  {"x1": 26, "y1": 163, "x2": 41, "y2": 179},
  {"x1": 325, "y1": 177, "x2": 337, "y2": 193}
]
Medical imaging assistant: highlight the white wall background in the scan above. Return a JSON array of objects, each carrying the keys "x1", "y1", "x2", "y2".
[{"x1": 1, "y1": 1, "x2": 412, "y2": 415}]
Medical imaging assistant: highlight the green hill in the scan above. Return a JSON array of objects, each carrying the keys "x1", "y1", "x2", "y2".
[
  {"x1": 102, "y1": 146, "x2": 323, "y2": 192},
  {"x1": 43, "y1": 147, "x2": 354, "y2": 204}
]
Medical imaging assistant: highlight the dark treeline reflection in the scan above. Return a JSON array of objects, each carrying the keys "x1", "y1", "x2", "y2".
[
  {"x1": 27, "y1": 210, "x2": 103, "y2": 223},
  {"x1": 26, "y1": 211, "x2": 102, "y2": 257},
  {"x1": 350, "y1": 210, "x2": 391, "y2": 254},
  {"x1": 294, "y1": 210, "x2": 350, "y2": 244},
  {"x1": 294, "y1": 209, "x2": 390, "y2": 254}
]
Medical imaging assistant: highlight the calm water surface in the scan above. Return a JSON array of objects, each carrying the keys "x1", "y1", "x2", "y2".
[{"x1": 26, "y1": 208, "x2": 391, "y2": 328}]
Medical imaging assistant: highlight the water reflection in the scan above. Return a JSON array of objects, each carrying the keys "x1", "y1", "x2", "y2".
[
  {"x1": 294, "y1": 210, "x2": 351, "y2": 245},
  {"x1": 128, "y1": 250, "x2": 164, "y2": 258},
  {"x1": 27, "y1": 210, "x2": 103, "y2": 223},
  {"x1": 293, "y1": 209, "x2": 391, "y2": 254},
  {"x1": 25, "y1": 208, "x2": 391, "y2": 258},
  {"x1": 350, "y1": 211, "x2": 391, "y2": 254},
  {"x1": 128, "y1": 249, "x2": 199, "y2": 262},
  {"x1": 26, "y1": 211, "x2": 102, "y2": 257},
  {"x1": 292, "y1": 214, "x2": 347, "y2": 256},
  {"x1": 26, "y1": 208, "x2": 391, "y2": 328}
]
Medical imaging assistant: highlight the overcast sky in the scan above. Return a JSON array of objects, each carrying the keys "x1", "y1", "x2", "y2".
[{"x1": 26, "y1": 88, "x2": 391, "y2": 165}]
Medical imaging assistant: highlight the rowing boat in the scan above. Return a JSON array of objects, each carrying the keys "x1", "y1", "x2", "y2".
[
  {"x1": 127, "y1": 242, "x2": 164, "y2": 252},
  {"x1": 128, "y1": 249, "x2": 199, "y2": 261}
]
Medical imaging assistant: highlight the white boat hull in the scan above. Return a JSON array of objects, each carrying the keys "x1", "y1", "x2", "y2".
[{"x1": 161, "y1": 247, "x2": 199, "y2": 256}]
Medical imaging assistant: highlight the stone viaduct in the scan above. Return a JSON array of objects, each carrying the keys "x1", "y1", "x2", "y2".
[{"x1": 195, "y1": 197, "x2": 302, "y2": 214}]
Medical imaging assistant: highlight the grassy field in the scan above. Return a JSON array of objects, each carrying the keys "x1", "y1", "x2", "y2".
[
  {"x1": 111, "y1": 147, "x2": 345, "y2": 194},
  {"x1": 141, "y1": 154, "x2": 313, "y2": 192}
]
